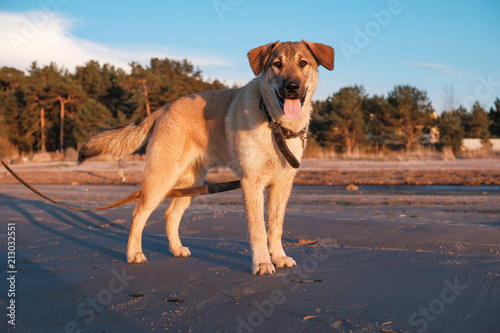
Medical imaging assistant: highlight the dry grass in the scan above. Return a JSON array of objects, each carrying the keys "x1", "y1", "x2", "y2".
[
  {"x1": 303, "y1": 139, "x2": 336, "y2": 159},
  {"x1": 460, "y1": 147, "x2": 499, "y2": 159},
  {"x1": 0, "y1": 137, "x2": 19, "y2": 160},
  {"x1": 303, "y1": 142, "x2": 500, "y2": 161}
]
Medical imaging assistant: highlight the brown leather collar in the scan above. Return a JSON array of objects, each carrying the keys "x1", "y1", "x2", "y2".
[{"x1": 260, "y1": 96, "x2": 308, "y2": 169}]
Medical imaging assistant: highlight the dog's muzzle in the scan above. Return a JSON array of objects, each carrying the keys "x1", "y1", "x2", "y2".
[{"x1": 275, "y1": 83, "x2": 306, "y2": 121}]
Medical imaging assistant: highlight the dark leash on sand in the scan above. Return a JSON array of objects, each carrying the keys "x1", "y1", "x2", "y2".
[{"x1": 0, "y1": 156, "x2": 241, "y2": 211}]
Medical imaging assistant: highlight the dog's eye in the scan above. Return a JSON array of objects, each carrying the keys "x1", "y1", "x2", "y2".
[
  {"x1": 299, "y1": 60, "x2": 307, "y2": 68},
  {"x1": 273, "y1": 61, "x2": 282, "y2": 69}
]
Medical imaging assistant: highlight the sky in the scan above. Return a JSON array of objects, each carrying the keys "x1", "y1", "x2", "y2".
[{"x1": 0, "y1": 0, "x2": 499, "y2": 113}]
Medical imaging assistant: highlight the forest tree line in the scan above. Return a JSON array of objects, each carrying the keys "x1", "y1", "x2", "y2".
[
  {"x1": 311, "y1": 85, "x2": 500, "y2": 155},
  {"x1": 0, "y1": 58, "x2": 499, "y2": 157}
]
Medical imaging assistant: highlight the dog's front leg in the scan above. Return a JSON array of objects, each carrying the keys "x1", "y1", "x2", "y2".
[
  {"x1": 242, "y1": 179, "x2": 275, "y2": 275},
  {"x1": 268, "y1": 175, "x2": 297, "y2": 269}
]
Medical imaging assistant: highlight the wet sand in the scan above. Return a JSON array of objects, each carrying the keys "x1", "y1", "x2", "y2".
[{"x1": 1, "y1": 180, "x2": 499, "y2": 332}]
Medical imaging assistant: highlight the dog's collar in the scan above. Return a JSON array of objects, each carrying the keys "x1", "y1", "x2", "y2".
[{"x1": 259, "y1": 96, "x2": 308, "y2": 169}]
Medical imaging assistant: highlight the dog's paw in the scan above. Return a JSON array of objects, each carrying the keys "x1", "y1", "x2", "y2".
[
  {"x1": 273, "y1": 256, "x2": 297, "y2": 268},
  {"x1": 127, "y1": 252, "x2": 147, "y2": 264},
  {"x1": 171, "y1": 246, "x2": 191, "y2": 258},
  {"x1": 252, "y1": 262, "x2": 276, "y2": 275}
]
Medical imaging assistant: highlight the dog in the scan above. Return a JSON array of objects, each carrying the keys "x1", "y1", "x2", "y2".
[{"x1": 78, "y1": 41, "x2": 334, "y2": 275}]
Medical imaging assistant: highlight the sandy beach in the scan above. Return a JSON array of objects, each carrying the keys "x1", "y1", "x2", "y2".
[{"x1": 1, "y1": 159, "x2": 500, "y2": 332}]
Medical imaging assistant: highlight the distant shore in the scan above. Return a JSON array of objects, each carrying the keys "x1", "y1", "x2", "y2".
[{"x1": 1, "y1": 158, "x2": 499, "y2": 186}]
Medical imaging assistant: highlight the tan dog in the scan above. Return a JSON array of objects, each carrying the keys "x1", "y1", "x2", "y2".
[{"x1": 78, "y1": 41, "x2": 334, "y2": 275}]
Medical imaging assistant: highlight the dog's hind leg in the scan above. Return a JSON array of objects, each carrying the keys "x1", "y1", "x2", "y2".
[
  {"x1": 127, "y1": 175, "x2": 172, "y2": 263},
  {"x1": 165, "y1": 197, "x2": 193, "y2": 257},
  {"x1": 127, "y1": 164, "x2": 187, "y2": 263},
  {"x1": 165, "y1": 165, "x2": 207, "y2": 258}
]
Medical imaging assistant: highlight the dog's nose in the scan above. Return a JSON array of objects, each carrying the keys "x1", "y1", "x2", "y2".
[{"x1": 285, "y1": 82, "x2": 300, "y2": 94}]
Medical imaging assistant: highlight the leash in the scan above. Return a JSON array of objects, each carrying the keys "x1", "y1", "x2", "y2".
[
  {"x1": 260, "y1": 96, "x2": 308, "y2": 169},
  {"x1": 0, "y1": 155, "x2": 241, "y2": 211}
]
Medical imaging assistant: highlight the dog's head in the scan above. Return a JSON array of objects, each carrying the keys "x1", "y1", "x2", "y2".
[{"x1": 248, "y1": 41, "x2": 334, "y2": 121}]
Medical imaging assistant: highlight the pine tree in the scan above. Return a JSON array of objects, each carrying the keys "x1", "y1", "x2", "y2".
[
  {"x1": 469, "y1": 102, "x2": 492, "y2": 146},
  {"x1": 0, "y1": 67, "x2": 25, "y2": 142},
  {"x1": 488, "y1": 98, "x2": 500, "y2": 138},
  {"x1": 438, "y1": 110, "x2": 464, "y2": 154},
  {"x1": 73, "y1": 99, "x2": 113, "y2": 146},
  {"x1": 128, "y1": 62, "x2": 158, "y2": 117},
  {"x1": 386, "y1": 85, "x2": 435, "y2": 150},
  {"x1": 362, "y1": 95, "x2": 393, "y2": 153},
  {"x1": 311, "y1": 85, "x2": 367, "y2": 154}
]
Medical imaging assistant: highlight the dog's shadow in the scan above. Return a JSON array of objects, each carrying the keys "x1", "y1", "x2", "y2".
[
  {"x1": 0, "y1": 192, "x2": 131, "y2": 261},
  {"x1": 0, "y1": 191, "x2": 250, "y2": 273},
  {"x1": 148, "y1": 232, "x2": 251, "y2": 273}
]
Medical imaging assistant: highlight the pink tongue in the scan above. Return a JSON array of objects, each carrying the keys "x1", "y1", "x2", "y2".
[{"x1": 283, "y1": 99, "x2": 302, "y2": 120}]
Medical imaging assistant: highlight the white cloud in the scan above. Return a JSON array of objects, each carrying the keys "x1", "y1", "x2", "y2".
[
  {"x1": 0, "y1": 11, "x2": 234, "y2": 72},
  {"x1": 408, "y1": 62, "x2": 467, "y2": 78}
]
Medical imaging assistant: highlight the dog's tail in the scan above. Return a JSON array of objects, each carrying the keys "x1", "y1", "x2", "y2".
[{"x1": 77, "y1": 107, "x2": 166, "y2": 164}]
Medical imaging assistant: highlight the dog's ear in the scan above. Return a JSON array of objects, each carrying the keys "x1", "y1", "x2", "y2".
[
  {"x1": 247, "y1": 41, "x2": 280, "y2": 76},
  {"x1": 304, "y1": 41, "x2": 335, "y2": 71}
]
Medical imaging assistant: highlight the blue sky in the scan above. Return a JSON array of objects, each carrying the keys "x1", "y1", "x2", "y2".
[{"x1": 1, "y1": 0, "x2": 499, "y2": 113}]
